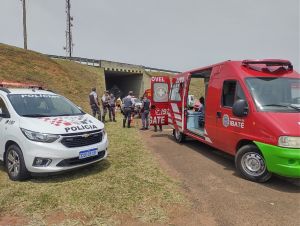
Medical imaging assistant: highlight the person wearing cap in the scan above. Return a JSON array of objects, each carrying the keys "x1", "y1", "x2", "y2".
[
  {"x1": 122, "y1": 91, "x2": 134, "y2": 128},
  {"x1": 89, "y1": 87, "x2": 101, "y2": 121},
  {"x1": 140, "y1": 94, "x2": 151, "y2": 130},
  {"x1": 101, "y1": 90, "x2": 110, "y2": 122}
]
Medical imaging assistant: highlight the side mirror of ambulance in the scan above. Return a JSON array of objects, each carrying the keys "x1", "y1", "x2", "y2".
[{"x1": 232, "y1": 99, "x2": 248, "y2": 117}]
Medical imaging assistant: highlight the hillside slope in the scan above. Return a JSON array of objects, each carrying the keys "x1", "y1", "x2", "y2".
[{"x1": 0, "y1": 44, "x2": 106, "y2": 112}]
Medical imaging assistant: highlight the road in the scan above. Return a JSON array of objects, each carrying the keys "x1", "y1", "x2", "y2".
[{"x1": 141, "y1": 129, "x2": 300, "y2": 226}]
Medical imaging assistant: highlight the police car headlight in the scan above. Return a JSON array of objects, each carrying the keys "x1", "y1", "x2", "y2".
[
  {"x1": 21, "y1": 128, "x2": 59, "y2": 143},
  {"x1": 102, "y1": 129, "x2": 106, "y2": 136},
  {"x1": 278, "y1": 136, "x2": 300, "y2": 148}
]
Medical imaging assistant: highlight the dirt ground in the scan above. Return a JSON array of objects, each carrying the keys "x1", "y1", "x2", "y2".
[{"x1": 141, "y1": 128, "x2": 300, "y2": 226}]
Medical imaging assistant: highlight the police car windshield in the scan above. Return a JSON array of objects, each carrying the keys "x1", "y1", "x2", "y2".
[
  {"x1": 245, "y1": 77, "x2": 300, "y2": 112},
  {"x1": 8, "y1": 94, "x2": 84, "y2": 117}
]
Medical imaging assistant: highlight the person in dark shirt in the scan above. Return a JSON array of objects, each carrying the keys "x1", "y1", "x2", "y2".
[
  {"x1": 140, "y1": 95, "x2": 151, "y2": 130},
  {"x1": 122, "y1": 91, "x2": 134, "y2": 128},
  {"x1": 89, "y1": 87, "x2": 101, "y2": 121},
  {"x1": 198, "y1": 96, "x2": 205, "y2": 127}
]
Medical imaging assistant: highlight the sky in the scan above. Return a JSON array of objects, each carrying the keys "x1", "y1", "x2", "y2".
[{"x1": 0, "y1": 0, "x2": 299, "y2": 72}]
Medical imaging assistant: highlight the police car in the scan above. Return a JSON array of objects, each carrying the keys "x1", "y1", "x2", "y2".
[{"x1": 0, "y1": 82, "x2": 108, "y2": 181}]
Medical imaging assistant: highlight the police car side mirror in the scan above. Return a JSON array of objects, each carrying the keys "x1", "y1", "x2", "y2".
[{"x1": 232, "y1": 99, "x2": 248, "y2": 117}]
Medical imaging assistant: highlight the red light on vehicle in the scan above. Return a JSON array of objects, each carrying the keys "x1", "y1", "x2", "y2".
[
  {"x1": 0, "y1": 81, "x2": 43, "y2": 89},
  {"x1": 242, "y1": 59, "x2": 293, "y2": 73}
]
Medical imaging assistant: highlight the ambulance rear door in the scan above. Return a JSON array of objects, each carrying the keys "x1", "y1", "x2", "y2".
[
  {"x1": 168, "y1": 74, "x2": 187, "y2": 132},
  {"x1": 150, "y1": 76, "x2": 170, "y2": 126}
]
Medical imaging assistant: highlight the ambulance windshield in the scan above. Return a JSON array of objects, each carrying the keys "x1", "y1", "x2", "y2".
[
  {"x1": 245, "y1": 77, "x2": 300, "y2": 112},
  {"x1": 8, "y1": 94, "x2": 84, "y2": 117}
]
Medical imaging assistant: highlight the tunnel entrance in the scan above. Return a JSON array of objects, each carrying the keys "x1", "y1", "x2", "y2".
[{"x1": 105, "y1": 71, "x2": 143, "y2": 98}]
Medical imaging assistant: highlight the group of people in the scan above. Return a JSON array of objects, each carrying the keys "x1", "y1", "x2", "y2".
[
  {"x1": 89, "y1": 88, "x2": 118, "y2": 122},
  {"x1": 89, "y1": 88, "x2": 163, "y2": 131},
  {"x1": 121, "y1": 91, "x2": 152, "y2": 129}
]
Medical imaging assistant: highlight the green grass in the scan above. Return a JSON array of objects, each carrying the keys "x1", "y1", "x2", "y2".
[
  {"x1": 188, "y1": 77, "x2": 205, "y2": 100},
  {"x1": 0, "y1": 114, "x2": 184, "y2": 225}
]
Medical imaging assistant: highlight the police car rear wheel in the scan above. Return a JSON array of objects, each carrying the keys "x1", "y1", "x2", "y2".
[
  {"x1": 235, "y1": 144, "x2": 271, "y2": 183},
  {"x1": 5, "y1": 145, "x2": 30, "y2": 181},
  {"x1": 173, "y1": 129, "x2": 185, "y2": 143}
]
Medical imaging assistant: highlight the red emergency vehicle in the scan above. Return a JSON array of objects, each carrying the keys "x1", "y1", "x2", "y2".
[
  {"x1": 151, "y1": 59, "x2": 300, "y2": 182},
  {"x1": 148, "y1": 76, "x2": 170, "y2": 126}
]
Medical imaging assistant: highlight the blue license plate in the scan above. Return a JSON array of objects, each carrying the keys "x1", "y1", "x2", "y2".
[{"x1": 79, "y1": 148, "x2": 98, "y2": 159}]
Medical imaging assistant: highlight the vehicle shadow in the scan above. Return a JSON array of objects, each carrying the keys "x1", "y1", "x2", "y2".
[
  {"x1": 163, "y1": 134, "x2": 300, "y2": 193},
  {"x1": 0, "y1": 159, "x2": 111, "y2": 183}
]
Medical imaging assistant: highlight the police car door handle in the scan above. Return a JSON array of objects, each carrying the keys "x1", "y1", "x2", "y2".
[{"x1": 216, "y1": 111, "x2": 222, "y2": 118}]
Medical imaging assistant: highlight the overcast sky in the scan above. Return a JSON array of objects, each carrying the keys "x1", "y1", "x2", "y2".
[{"x1": 0, "y1": 0, "x2": 299, "y2": 71}]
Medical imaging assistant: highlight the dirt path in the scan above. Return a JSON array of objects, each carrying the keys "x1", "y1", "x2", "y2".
[{"x1": 141, "y1": 129, "x2": 300, "y2": 226}]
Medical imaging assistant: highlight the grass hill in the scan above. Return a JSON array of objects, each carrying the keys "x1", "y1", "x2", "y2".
[{"x1": 0, "y1": 43, "x2": 106, "y2": 112}]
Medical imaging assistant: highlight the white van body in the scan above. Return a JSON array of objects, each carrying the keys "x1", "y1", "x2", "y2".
[{"x1": 0, "y1": 88, "x2": 108, "y2": 180}]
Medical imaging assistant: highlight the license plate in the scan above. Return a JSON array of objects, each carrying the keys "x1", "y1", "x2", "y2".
[{"x1": 79, "y1": 148, "x2": 98, "y2": 159}]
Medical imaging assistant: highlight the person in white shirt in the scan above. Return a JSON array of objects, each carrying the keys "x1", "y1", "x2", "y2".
[{"x1": 101, "y1": 90, "x2": 110, "y2": 122}]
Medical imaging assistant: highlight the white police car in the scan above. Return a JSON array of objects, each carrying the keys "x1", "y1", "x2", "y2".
[{"x1": 0, "y1": 83, "x2": 108, "y2": 181}]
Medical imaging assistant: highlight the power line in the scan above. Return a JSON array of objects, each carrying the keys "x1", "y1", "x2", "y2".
[{"x1": 64, "y1": 0, "x2": 74, "y2": 57}]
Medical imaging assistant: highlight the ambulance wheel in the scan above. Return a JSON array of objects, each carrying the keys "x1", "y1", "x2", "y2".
[
  {"x1": 235, "y1": 144, "x2": 271, "y2": 183},
  {"x1": 5, "y1": 144, "x2": 30, "y2": 181},
  {"x1": 173, "y1": 129, "x2": 185, "y2": 143}
]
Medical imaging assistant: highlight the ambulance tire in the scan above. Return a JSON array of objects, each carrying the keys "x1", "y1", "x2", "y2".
[
  {"x1": 173, "y1": 129, "x2": 185, "y2": 143},
  {"x1": 5, "y1": 144, "x2": 30, "y2": 181},
  {"x1": 235, "y1": 144, "x2": 272, "y2": 183}
]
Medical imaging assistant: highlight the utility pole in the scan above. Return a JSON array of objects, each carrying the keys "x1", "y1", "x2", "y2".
[
  {"x1": 22, "y1": 0, "x2": 27, "y2": 49},
  {"x1": 64, "y1": 0, "x2": 74, "y2": 57}
]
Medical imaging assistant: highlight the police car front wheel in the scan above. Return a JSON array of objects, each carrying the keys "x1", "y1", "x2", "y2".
[{"x1": 5, "y1": 144, "x2": 30, "y2": 181}]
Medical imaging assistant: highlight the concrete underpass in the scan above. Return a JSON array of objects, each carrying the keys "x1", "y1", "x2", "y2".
[{"x1": 105, "y1": 71, "x2": 144, "y2": 98}]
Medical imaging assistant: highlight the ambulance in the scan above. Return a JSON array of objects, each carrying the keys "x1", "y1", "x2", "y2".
[
  {"x1": 151, "y1": 60, "x2": 300, "y2": 182},
  {"x1": 0, "y1": 82, "x2": 108, "y2": 181}
]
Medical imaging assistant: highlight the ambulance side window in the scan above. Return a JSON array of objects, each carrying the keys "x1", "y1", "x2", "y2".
[
  {"x1": 235, "y1": 83, "x2": 246, "y2": 101},
  {"x1": 0, "y1": 97, "x2": 10, "y2": 117},
  {"x1": 170, "y1": 83, "x2": 182, "y2": 101},
  {"x1": 222, "y1": 81, "x2": 245, "y2": 107}
]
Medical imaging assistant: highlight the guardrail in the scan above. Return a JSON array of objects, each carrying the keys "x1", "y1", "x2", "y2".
[{"x1": 46, "y1": 54, "x2": 180, "y2": 74}]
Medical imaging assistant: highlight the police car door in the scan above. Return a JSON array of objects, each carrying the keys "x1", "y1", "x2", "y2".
[
  {"x1": 150, "y1": 76, "x2": 170, "y2": 126},
  {"x1": 0, "y1": 96, "x2": 10, "y2": 160}
]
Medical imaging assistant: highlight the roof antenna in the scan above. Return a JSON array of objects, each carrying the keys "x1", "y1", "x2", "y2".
[{"x1": 63, "y1": 0, "x2": 74, "y2": 58}]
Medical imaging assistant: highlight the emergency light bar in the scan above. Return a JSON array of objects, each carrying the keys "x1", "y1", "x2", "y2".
[
  {"x1": 0, "y1": 81, "x2": 43, "y2": 89},
  {"x1": 242, "y1": 59, "x2": 293, "y2": 72}
]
